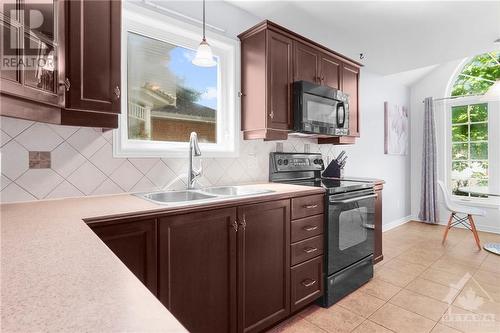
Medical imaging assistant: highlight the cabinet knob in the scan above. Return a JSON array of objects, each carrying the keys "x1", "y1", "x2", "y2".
[
  {"x1": 239, "y1": 215, "x2": 247, "y2": 230},
  {"x1": 269, "y1": 111, "x2": 275, "y2": 120},
  {"x1": 301, "y1": 279, "x2": 317, "y2": 287},
  {"x1": 59, "y1": 78, "x2": 70, "y2": 92},
  {"x1": 114, "y1": 86, "x2": 121, "y2": 99},
  {"x1": 231, "y1": 220, "x2": 238, "y2": 232}
]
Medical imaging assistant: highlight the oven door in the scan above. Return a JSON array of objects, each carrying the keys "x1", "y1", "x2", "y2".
[{"x1": 327, "y1": 189, "x2": 376, "y2": 274}]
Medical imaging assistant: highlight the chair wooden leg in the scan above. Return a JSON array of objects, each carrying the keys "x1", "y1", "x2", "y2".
[
  {"x1": 442, "y1": 213, "x2": 454, "y2": 245},
  {"x1": 467, "y1": 215, "x2": 482, "y2": 250}
]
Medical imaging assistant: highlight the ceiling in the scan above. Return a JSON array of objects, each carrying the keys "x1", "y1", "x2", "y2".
[{"x1": 226, "y1": 1, "x2": 500, "y2": 75}]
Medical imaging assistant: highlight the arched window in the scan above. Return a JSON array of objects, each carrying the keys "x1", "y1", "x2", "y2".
[
  {"x1": 447, "y1": 51, "x2": 500, "y2": 202},
  {"x1": 451, "y1": 51, "x2": 499, "y2": 96}
]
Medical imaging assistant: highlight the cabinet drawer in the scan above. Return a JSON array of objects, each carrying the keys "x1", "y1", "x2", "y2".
[
  {"x1": 291, "y1": 194, "x2": 324, "y2": 219},
  {"x1": 291, "y1": 235, "x2": 323, "y2": 266},
  {"x1": 291, "y1": 214, "x2": 324, "y2": 243},
  {"x1": 291, "y1": 256, "x2": 323, "y2": 312}
]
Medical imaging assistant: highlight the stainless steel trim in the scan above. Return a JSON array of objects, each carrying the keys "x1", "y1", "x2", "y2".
[{"x1": 329, "y1": 194, "x2": 377, "y2": 204}]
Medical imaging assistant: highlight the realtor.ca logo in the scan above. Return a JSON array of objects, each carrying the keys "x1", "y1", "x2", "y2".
[
  {"x1": 1, "y1": 2, "x2": 55, "y2": 72},
  {"x1": 441, "y1": 272, "x2": 497, "y2": 332}
]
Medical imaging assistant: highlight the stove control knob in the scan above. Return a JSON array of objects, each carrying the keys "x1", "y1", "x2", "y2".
[
  {"x1": 283, "y1": 159, "x2": 289, "y2": 166},
  {"x1": 277, "y1": 159, "x2": 283, "y2": 165},
  {"x1": 319, "y1": 159, "x2": 324, "y2": 165},
  {"x1": 313, "y1": 159, "x2": 319, "y2": 164}
]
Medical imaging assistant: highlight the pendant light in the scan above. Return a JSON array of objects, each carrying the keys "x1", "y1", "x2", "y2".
[{"x1": 192, "y1": 0, "x2": 216, "y2": 67}]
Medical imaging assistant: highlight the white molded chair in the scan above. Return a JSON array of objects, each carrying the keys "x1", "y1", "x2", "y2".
[{"x1": 437, "y1": 181, "x2": 486, "y2": 250}]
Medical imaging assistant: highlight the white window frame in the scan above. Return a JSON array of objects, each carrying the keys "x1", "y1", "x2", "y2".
[
  {"x1": 113, "y1": 3, "x2": 240, "y2": 158},
  {"x1": 445, "y1": 97, "x2": 500, "y2": 207}
]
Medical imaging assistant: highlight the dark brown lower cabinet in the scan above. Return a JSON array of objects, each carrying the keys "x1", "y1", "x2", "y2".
[
  {"x1": 237, "y1": 200, "x2": 290, "y2": 333},
  {"x1": 89, "y1": 218, "x2": 157, "y2": 295},
  {"x1": 158, "y1": 208, "x2": 238, "y2": 333},
  {"x1": 88, "y1": 195, "x2": 323, "y2": 333}
]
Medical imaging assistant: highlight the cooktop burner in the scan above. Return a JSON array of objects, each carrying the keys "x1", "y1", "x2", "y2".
[{"x1": 268, "y1": 152, "x2": 373, "y2": 194}]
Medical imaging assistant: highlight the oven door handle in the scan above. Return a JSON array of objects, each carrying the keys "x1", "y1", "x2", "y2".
[{"x1": 329, "y1": 193, "x2": 376, "y2": 204}]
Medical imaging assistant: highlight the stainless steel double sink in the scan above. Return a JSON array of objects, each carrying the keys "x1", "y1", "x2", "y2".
[{"x1": 137, "y1": 186, "x2": 274, "y2": 205}]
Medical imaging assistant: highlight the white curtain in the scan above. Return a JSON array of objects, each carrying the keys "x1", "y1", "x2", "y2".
[{"x1": 418, "y1": 97, "x2": 439, "y2": 223}]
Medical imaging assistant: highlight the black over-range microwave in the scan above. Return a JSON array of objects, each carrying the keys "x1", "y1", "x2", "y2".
[{"x1": 293, "y1": 81, "x2": 350, "y2": 136}]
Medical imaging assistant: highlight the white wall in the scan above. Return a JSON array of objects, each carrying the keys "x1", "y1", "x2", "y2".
[
  {"x1": 410, "y1": 59, "x2": 500, "y2": 234},
  {"x1": 0, "y1": 0, "x2": 412, "y2": 229}
]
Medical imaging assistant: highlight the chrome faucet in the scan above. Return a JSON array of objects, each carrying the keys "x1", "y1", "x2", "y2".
[{"x1": 187, "y1": 132, "x2": 202, "y2": 189}]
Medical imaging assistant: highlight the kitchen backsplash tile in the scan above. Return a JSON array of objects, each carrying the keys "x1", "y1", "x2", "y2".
[{"x1": 0, "y1": 116, "x2": 339, "y2": 203}]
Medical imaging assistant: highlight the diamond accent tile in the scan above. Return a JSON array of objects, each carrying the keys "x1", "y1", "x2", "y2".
[
  {"x1": 129, "y1": 158, "x2": 158, "y2": 174},
  {"x1": 92, "y1": 179, "x2": 124, "y2": 195},
  {"x1": 146, "y1": 161, "x2": 178, "y2": 189},
  {"x1": 1, "y1": 130, "x2": 12, "y2": 147},
  {"x1": 16, "y1": 169, "x2": 64, "y2": 199},
  {"x1": 46, "y1": 181, "x2": 83, "y2": 199},
  {"x1": 16, "y1": 123, "x2": 63, "y2": 151},
  {"x1": 0, "y1": 116, "x2": 34, "y2": 137},
  {"x1": 66, "y1": 162, "x2": 107, "y2": 195},
  {"x1": 0, "y1": 182, "x2": 36, "y2": 203},
  {"x1": 51, "y1": 143, "x2": 86, "y2": 178},
  {"x1": 48, "y1": 124, "x2": 79, "y2": 140},
  {"x1": 1, "y1": 174, "x2": 12, "y2": 191},
  {"x1": 109, "y1": 161, "x2": 143, "y2": 191},
  {"x1": 67, "y1": 128, "x2": 107, "y2": 158},
  {"x1": 1, "y1": 140, "x2": 29, "y2": 180},
  {"x1": 89, "y1": 143, "x2": 125, "y2": 176},
  {"x1": 130, "y1": 176, "x2": 157, "y2": 193}
]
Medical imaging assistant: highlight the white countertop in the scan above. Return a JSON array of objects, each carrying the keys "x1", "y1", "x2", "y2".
[{"x1": 1, "y1": 183, "x2": 324, "y2": 332}]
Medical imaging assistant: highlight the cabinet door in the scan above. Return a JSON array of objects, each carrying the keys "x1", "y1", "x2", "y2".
[
  {"x1": 159, "y1": 208, "x2": 237, "y2": 333},
  {"x1": 90, "y1": 219, "x2": 157, "y2": 295},
  {"x1": 237, "y1": 200, "x2": 290, "y2": 333},
  {"x1": 293, "y1": 41, "x2": 319, "y2": 84},
  {"x1": 341, "y1": 63, "x2": 360, "y2": 136},
  {"x1": 267, "y1": 30, "x2": 293, "y2": 130},
  {"x1": 320, "y1": 54, "x2": 341, "y2": 89},
  {"x1": 0, "y1": 0, "x2": 63, "y2": 106},
  {"x1": 65, "y1": 0, "x2": 121, "y2": 113}
]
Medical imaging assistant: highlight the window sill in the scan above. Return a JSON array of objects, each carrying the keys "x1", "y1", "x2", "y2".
[{"x1": 451, "y1": 198, "x2": 500, "y2": 209}]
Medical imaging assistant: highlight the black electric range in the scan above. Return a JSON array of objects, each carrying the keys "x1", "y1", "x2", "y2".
[{"x1": 269, "y1": 152, "x2": 375, "y2": 307}]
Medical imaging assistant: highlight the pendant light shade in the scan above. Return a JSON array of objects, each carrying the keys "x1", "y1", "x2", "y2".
[
  {"x1": 192, "y1": 0, "x2": 216, "y2": 67},
  {"x1": 480, "y1": 80, "x2": 500, "y2": 102}
]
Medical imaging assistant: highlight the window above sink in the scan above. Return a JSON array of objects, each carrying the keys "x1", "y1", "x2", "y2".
[{"x1": 114, "y1": 3, "x2": 240, "y2": 158}]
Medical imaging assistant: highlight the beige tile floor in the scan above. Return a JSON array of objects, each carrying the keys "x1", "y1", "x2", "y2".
[{"x1": 267, "y1": 221, "x2": 500, "y2": 333}]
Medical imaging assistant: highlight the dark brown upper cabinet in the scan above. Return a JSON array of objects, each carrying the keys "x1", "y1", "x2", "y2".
[
  {"x1": 89, "y1": 218, "x2": 158, "y2": 295},
  {"x1": 320, "y1": 54, "x2": 341, "y2": 90},
  {"x1": 239, "y1": 26, "x2": 292, "y2": 140},
  {"x1": 0, "y1": 0, "x2": 121, "y2": 129},
  {"x1": 239, "y1": 20, "x2": 362, "y2": 144},
  {"x1": 293, "y1": 41, "x2": 320, "y2": 84}
]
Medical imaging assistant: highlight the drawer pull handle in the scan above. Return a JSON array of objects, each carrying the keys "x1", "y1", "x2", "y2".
[
  {"x1": 303, "y1": 246, "x2": 318, "y2": 254},
  {"x1": 303, "y1": 225, "x2": 318, "y2": 232},
  {"x1": 301, "y1": 279, "x2": 317, "y2": 287},
  {"x1": 303, "y1": 204, "x2": 318, "y2": 209}
]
